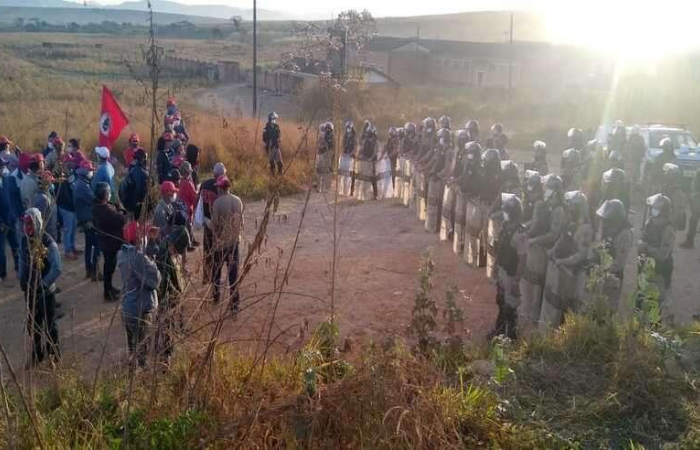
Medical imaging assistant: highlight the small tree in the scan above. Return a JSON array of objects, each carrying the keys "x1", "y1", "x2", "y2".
[{"x1": 409, "y1": 251, "x2": 438, "y2": 355}]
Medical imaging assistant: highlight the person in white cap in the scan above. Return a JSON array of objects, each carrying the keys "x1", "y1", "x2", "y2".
[{"x1": 92, "y1": 147, "x2": 117, "y2": 204}]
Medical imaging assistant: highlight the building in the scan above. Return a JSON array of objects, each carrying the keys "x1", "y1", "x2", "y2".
[{"x1": 349, "y1": 36, "x2": 615, "y2": 92}]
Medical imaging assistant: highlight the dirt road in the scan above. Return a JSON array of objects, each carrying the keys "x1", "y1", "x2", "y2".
[{"x1": 0, "y1": 193, "x2": 495, "y2": 370}]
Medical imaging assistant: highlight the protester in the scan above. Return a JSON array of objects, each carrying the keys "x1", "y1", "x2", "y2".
[
  {"x1": 19, "y1": 208, "x2": 62, "y2": 367},
  {"x1": 93, "y1": 147, "x2": 117, "y2": 203},
  {"x1": 177, "y1": 161, "x2": 199, "y2": 249},
  {"x1": 73, "y1": 160, "x2": 101, "y2": 280},
  {"x1": 157, "y1": 132, "x2": 174, "y2": 184},
  {"x1": 185, "y1": 143, "x2": 201, "y2": 185},
  {"x1": 42, "y1": 131, "x2": 59, "y2": 157},
  {"x1": 32, "y1": 171, "x2": 59, "y2": 241},
  {"x1": 153, "y1": 181, "x2": 178, "y2": 238},
  {"x1": 119, "y1": 148, "x2": 150, "y2": 220},
  {"x1": 200, "y1": 162, "x2": 225, "y2": 284},
  {"x1": 0, "y1": 156, "x2": 20, "y2": 287},
  {"x1": 20, "y1": 153, "x2": 44, "y2": 209},
  {"x1": 93, "y1": 182, "x2": 127, "y2": 302},
  {"x1": 119, "y1": 221, "x2": 161, "y2": 368},
  {"x1": 64, "y1": 138, "x2": 86, "y2": 171},
  {"x1": 45, "y1": 137, "x2": 65, "y2": 172},
  {"x1": 155, "y1": 224, "x2": 189, "y2": 365},
  {"x1": 211, "y1": 175, "x2": 244, "y2": 311},
  {"x1": 123, "y1": 133, "x2": 140, "y2": 168}
]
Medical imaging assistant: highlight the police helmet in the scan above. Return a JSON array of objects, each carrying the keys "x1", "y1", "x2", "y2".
[
  {"x1": 456, "y1": 129, "x2": 468, "y2": 148},
  {"x1": 544, "y1": 174, "x2": 564, "y2": 194},
  {"x1": 495, "y1": 133, "x2": 509, "y2": 148},
  {"x1": 465, "y1": 119, "x2": 480, "y2": 134},
  {"x1": 660, "y1": 137, "x2": 674, "y2": 152},
  {"x1": 525, "y1": 170, "x2": 542, "y2": 191},
  {"x1": 502, "y1": 193, "x2": 523, "y2": 223},
  {"x1": 533, "y1": 140, "x2": 547, "y2": 153},
  {"x1": 602, "y1": 168, "x2": 627, "y2": 185},
  {"x1": 562, "y1": 148, "x2": 582, "y2": 165},
  {"x1": 404, "y1": 122, "x2": 417, "y2": 134},
  {"x1": 501, "y1": 160, "x2": 519, "y2": 178},
  {"x1": 268, "y1": 112, "x2": 279, "y2": 122},
  {"x1": 663, "y1": 163, "x2": 681, "y2": 177},
  {"x1": 439, "y1": 116, "x2": 452, "y2": 129},
  {"x1": 491, "y1": 123, "x2": 503, "y2": 135},
  {"x1": 465, "y1": 141, "x2": 482, "y2": 162},
  {"x1": 646, "y1": 193, "x2": 672, "y2": 217},
  {"x1": 596, "y1": 199, "x2": 626, "y2": 222},
  {"x1": 482, "y1": 148, "x2": 501, "y2": 166}
]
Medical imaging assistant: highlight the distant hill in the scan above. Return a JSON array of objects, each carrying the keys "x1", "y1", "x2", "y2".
[
  {"x1": 107, "y1": 0, "x2": 289, "y2": 21},
  {"x1": 0, "y1": 0, "x2": 78, "y2": 6},
  {"x1": 0, "y1": 6, "x2": 228, "y2": 25},
  {"x1": 376, "y1": 11, "x2": 548, "y2": 43}
]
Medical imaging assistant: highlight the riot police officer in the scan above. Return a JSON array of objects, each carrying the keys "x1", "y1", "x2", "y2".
[
  {"x1": 465, "y1": 119, "x2": 480, "y2": 143},
  {"x1": 523, "y1": 170, "x2": 543, "y2": 224},
  {"x1": 661, "y1": 163, "x2": 688, "y2": 231},
  {"x1": 540, "y1": 190, "x2": 593, "y2": 330},
  {"x1": 681, "y1": 168, "x2": 700, "y2": 248},
  {"x1": 638, "y1": 194, "x2": 676, "y2": 321},
  {"x1": 519, "y1": 175, "x2": 567, "y2": 336},
  {"x1": 501, "y1": 160, "x2": 522, "y2": 197},
  {"x1": 525, "y1": 140, "x2": 548, "y2": 175},
  {"x1": 454, "y1": 142, "x2": 482, "y2": 256},
  {"x1": 595, "y1": 199, "x2": 633, "y2": 307},
  {"x1": 561, "y1": 147, "x2": 582, "y2": 191},
  {"x1": 649, "y1": 137, "x2": 677, "y2": 191},
  {"x1": 489, "y1": 194, "x2": 526, "y2": 340},
  {"x1": 626, "y1": 125, "x2": 646, "y2": 185}
]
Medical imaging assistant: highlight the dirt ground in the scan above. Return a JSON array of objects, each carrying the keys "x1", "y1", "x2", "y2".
[{"x1": 0, "y1": 193, "x2": 496, "y2": 371}]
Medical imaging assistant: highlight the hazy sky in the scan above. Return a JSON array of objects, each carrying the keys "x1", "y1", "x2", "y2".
[{"x1": 83, "y1": 0, "x2": 532, "y2": 17}]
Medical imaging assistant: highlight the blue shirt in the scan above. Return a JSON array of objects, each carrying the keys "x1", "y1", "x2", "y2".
[{"x1": 92, "y1": 161, "x2": 116, "y2": 202}]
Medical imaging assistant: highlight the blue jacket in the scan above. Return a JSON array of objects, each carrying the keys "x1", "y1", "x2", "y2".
[
  {"x1": 73, "y1": 175, "x2": 95, "y2": 225},
  {"x1": 92, "y1": 161, "x2": 116, "y2": 201},
  {"x1": 33, "y1": 192, "x2": 58, "y2": 241},
  {"x1": 4, "y1": 172, "x2": 23, "y2": 227},
  {"x1": 118, "y1": 244, "x2": 161, "y2": 318},
  {"x1": 0, "y1": 175, "x2": 12, "y2": 229}
]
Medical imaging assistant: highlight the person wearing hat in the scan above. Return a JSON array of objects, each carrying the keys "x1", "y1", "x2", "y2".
[
  {"x1": 200, "y1": 162, "x2": 226, "y2": 282},
  {"x1": 154, "y1": 223, "x2": 189, "y2": 365},
  {"x1": 119, "y1": 148, "x2": 150, "y2": 220},
  {"x1": 153, "y1": 181, "x2": 179, "y2": 238},
  {"x1": 0, "y1": 156, "x2": 21, "y2": 287},
  {"x1": 93, "y1": 182, "x2": 128, "y2": 302},
  {"x1": 211, "y1": 175, "x2": 244, "y2": 310},
  {"x1": 118, "y1": 221, "x2": 161, "y2": 367},
  {"x1": 92, "y1": 147, "x2": 117, "y2": 205},
  {"x1": 31, "y1": 171, "x2": 59, "y2": 242},
  {"x1": 123, "y1": 133, "x2": 140, "y2": 168},
  {"x1": 20, "y1": 153, "x2": 45, "y2": 209},
  {"x1": 19, "y1": 207, "x2": 62, "y2": 366},
  {"x1": 73, "y1": 160, "x2": 101, "y2": 280}
]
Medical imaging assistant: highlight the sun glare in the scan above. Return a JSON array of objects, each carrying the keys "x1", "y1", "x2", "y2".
[{"x1": 542, "y1": 0, "x2": 699, "y2": 61}]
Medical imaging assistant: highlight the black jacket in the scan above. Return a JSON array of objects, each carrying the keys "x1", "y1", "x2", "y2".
[{"x1": 93, "y1": 203, "x2": 128, "y2": 253}]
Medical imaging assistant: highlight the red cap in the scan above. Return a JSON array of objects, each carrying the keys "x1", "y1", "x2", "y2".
[
  {"x1": 215, "y1": 175, "x2": 231, "y2": 188},
  {"x1": 19, "y1": 153, "x2": 31, "y2": 172},
  {"x1": 79, "y1": 160, "x2": 94, "y2": 171},
  {"x1": 31, "y1": 153, "x2": 44, "y2": 163},
  {"x1": 123, "y1": 221, "x2": 142, "y2": 245},
  {"x1": 53, "y1": 137, "x2": 64, "y2": 146},
  {"x1": 172, "y1": 156, "x2": 184, "y2": 168},
  {"x1": 39, "y1": 170, "x2": 54, "y2": 184},
  {"x1": 0, "y1": 136, "x2": 10, "y2": 145},
  {"x1": 160, "y1": 181, "x2": 179, "y2": 195},
  {"x1": 129, "y1": 133, "x2": 140, "y2": 143},
  {"x1": 167, "y1": 98, "x2": 177, "y2": 107},
  {"x1": 162, "y1": 132, "x2": 174, "y2": 142}
]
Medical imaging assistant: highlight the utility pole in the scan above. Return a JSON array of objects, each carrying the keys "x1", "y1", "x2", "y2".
[
  {"x1": 252, "y1": 0, "x2": 258, "y2": 118},
  {"x1": 508, "y1": 12, "x2": 513, "y2": 103},
  {"x1": 414, "y1": 24, "x2": 420, "y2": 84}
]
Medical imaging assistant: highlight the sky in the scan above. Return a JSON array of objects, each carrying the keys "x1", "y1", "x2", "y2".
[{"x1": 72, "y1": 0, "x2": 700, "y2": 56}]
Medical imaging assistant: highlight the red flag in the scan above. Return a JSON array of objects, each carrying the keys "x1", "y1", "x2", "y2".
[{"x1": 98, "y1": 85, "x2": 129, "y2": 150}]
